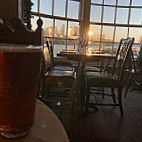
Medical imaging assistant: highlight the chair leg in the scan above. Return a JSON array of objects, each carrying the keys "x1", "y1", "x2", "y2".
[
  {"x1": 71, "y1": 87, "x2": 75, "y2": 115},
  {"x1": 101, "y1": 88, "x2": 105, "y2": 99},
  {"x1": 45, "y1": 86, "x2": 50, "y2": 99},
  {"x1": 123, "y1": 72, "x2": 129, "y2": 85},
  {"x1": 41, "y1": 81, "x2": 46, "y2": 98},
  {"x1": 118, "y1": 88, "x2": 124, "y2": 115},
  {"x1": 111, "y1": 88, "x2": 116, "y2": 103},
  {"x1": 124, "y1": 74, "x2": 133, "y2": 98},
  {"x1": 85, "y1": 86, "x2": 90, "y2": 114}
]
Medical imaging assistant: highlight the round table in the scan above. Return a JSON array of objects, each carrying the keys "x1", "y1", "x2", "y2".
[{"x1": 0, "y1": 100, "x2": 69, "y2": 142}]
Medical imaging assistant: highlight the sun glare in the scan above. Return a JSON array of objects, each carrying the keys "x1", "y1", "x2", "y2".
[{"x1": 89, "y1": 31, "x2": 93, "y2": 37}]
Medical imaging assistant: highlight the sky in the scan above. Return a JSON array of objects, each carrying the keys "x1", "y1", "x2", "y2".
[
  {"x1": 31, "y1": 0, "x2": 142, "y2": 43},
  {"x1": 31, "y1": 0, "x2": 79, "y2": 29},
  {"x1": 31, "y1": 0, "x2": 79, "y2": 19}
]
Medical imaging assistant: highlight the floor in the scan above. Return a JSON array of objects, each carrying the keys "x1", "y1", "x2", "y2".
[{"x1": 48, "y1": 86, "x2": 142, "y2": 142}]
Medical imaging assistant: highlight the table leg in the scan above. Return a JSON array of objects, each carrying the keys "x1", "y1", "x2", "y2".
[{"x1": 75, "y1": 57, "x2": 86, "y2": 116}]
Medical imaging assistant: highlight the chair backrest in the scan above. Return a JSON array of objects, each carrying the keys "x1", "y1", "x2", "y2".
[
  {"x1": 42, "y1": 45, "x2": 52, "y2": 73},
  {"x1": 112, "y1": 37, "x2": 135, "y2": 81},
  {"x1": 46, "y1": 39, "x2": 54, "y2": 67},
  {"x1": 0, "y1": 18, "x2": 43, "y2": 45},
  {"x1": 135, "y1": 45, "x2": 142, "y2": 72}
]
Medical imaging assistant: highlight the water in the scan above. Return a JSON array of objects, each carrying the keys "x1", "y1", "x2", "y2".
[{"x1": 54, "y1": 44, "x2": 141, "y2": 57}]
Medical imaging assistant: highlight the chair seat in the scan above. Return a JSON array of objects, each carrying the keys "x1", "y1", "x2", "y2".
[
  {"x1": 84, "y1": 66, "x2": 101, "y2": 72},
  {"x1": 53, "y1": 65, "x2": 74, "y2": 71},
  {"x1": 125, "y1": 68, "x2": 142, "y2": 75},
  {"x1": 44, "y1": 70, "x2": 75, "y2": 88},
  {"x1": 86, "y1": 72, "x2": 121, "y2": 88}
]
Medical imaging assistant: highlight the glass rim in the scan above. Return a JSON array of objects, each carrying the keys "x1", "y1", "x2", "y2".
[{"x1": 0, "y1": 43, "x2": 43, "y2": 53}]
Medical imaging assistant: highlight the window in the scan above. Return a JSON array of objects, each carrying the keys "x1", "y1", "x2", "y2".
[
  {"x1": 130, "y1": 8, "x2": 142, "y2": 25},
  {"x1": 31, "y1": 0, "x2": 80, "y2": 56},
  {"x1": 103, "y1": 7, "x2": 115, "y2": 23},
  {"x1": 41, "y1": 18, "x2": 53, "y2": 37},
  {"x1": 132, "y1": 0, "x2": 142, "y2": 6},
  {"x1": 102, "y1": 26, "x2": 114, "y2": 42},
  {"x1": 115, "y1": 27, "x2": 128, "y2": 42},
  {"x1": 118, "y1": 0, "x2": 130, "y2": 6},
  {"x1": 116, "y1": 8, "x2": 129, "y2": 24},
  {"x1": 40, "y1": 0, "x2": 52, "y2": 15},
  {"x1": 129, "y1": 28, "x2": 142, "y2": 43},
  {"x1": 89, "y1": 0, "x2": 142, "y2": 54},
  {"x1": 68, "y1": 22, "x2": 79, "y2": 39},
  {"x1": 68, "y1": 1, "x2": 79, "y2": 19},
  {"x1": 91, "y1": 0, "x2": 103, "y2": 4},
  {"x1": 31, "y1": 16, "x2": 38, "y2": 30},
  {"x1": 54, "y1": 0, "x2": 66, "y2": 17},
  {"x1": 30, "y1": 0, "x2": 142, "y2": 55},
  {"x1": 104, "y1": 0, "x2": 116, "y2": 5},
  {"x1": 90, "y1": 5, "x2": 102, "y2": 23},
  {"x1": 89, "y1": 25, "x2": 101, "y2": 41},
  {"x1": 31, "y1": 0, "x2": 38, "y2": 12},
  {"x1": 54, "y1": 20, "x2": 67, "y2": 38}
]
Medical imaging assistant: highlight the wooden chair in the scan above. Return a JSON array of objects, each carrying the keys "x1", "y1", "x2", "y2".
[
  {"x1": 85, "y1": 37, "x2": 135, "y2": 115},
  {"x1": 124, "y1": 51, "x2": 142, "y2": 97},
  {"x1": 40, "y1": 45, "x2": 76, "y2": 112},
  {"x1": 45, "y1": 39, "x2": 75, "y2": 71},
  {"x1": 0, "y1": 18, "x2": 43, "y2": 45}
]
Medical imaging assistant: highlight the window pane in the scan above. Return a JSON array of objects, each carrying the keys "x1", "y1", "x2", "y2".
[
  {"x1": 40, "y1": 0, "x2": 52, "y2": 15},
  {"x1": 89, "y1": 25, "x2": 101, "y2": 41},
  {"x1": 104, "y1": 0, "x2": 116, "y2": 5},
  {"x1": 116, "y1": 8, "x2": 129, "y2": 24},
  {"x1": 102, "y1": 26, "x2": 114, "y2": 42},
  {"x1": 54, "y1": 20, "x2": 67, "y2": 38},
  {"x1": 88, "y1": 41, "x2": 99, "y2": 51},
  {"x1": 31, "y1": 16, "x2": 39, "y2": 31},
  {"x1": 103, "y1": 7, "x2": 115, "y2": 23},
  {"x1": 129, "y1": 28, "x2": 142, "y2": 43},
  {"x1": 130, "y1": 8, "x2": 142, "y2": 25},
  {"x1": 54, "y1": 40, "x2": 66, "y2": 57},
  {"x1": 115, "y1": 27, "x2": 128, "y2": 42},
  {"x1": 68, "y1": 1, "x2": 79, "y2": 19},
  {"x1": 41, "y1": 18, "x2": 53, "y2": 37},
  {"x1": 54, "y1": 0, "x2": 66, "y2": 17},
  {"x1": 91, "y1": 0, "x2": 103, "y2": 4},
  {"x1": 118, "y1": 0, "x2": 130, "y2": 6},
  {"x1": 132, "y1": 0, "x2": 142, "y2": 6},
  {"x1": 90, "y1": 5, "x2": 102, "y2": 22},
  {"x1": 68, "y1": 22, "x2": 79, "y2": 39},
  {"x1": 67, "y1": 40, "x2": 76, "y2": 50},
  {"x1": 31, "y1": 0, "x2": 38, "y2": 12}
]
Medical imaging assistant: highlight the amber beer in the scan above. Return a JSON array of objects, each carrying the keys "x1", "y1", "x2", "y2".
[{"x1": 0, "y1": 44, "x2": 42, "y2": 138}]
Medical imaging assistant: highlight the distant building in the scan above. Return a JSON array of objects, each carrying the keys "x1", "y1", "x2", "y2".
[{"x1": 61, "y1": 25, "x2": 65, "y2": 37}]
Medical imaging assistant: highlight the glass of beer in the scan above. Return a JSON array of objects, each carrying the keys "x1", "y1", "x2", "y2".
[{"x1": 0, "y1": 44, "x2": 42, "y2": 138}]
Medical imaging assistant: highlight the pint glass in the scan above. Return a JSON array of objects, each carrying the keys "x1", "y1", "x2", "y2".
[{"x1": 0, "y1": 44, "x2": 42, "y2": 138}]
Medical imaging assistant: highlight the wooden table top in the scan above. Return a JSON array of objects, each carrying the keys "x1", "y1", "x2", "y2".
[
  {"x1": 57, "y1": 50, "x2": 116, "y2": 62},
  {"x1": 0, "y1": 100, "x2": 69, "y2": 142}
]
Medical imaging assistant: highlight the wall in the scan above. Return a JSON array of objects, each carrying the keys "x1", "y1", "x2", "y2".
[{"x1": 0, "y1": 0, "x2": 21, "y2": 23}]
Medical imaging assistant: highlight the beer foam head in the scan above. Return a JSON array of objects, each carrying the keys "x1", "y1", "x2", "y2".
[{"x1": 0, "y1": 44, "x2": 42, "y2": 53}]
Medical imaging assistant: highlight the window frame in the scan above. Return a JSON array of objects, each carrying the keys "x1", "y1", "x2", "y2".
[
  {"x1": 29, "y1": 0, "x2": 142, "y2": 54},
  {"x1": 31, "y1": 0, "x2": 81, "y2": 50}
]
